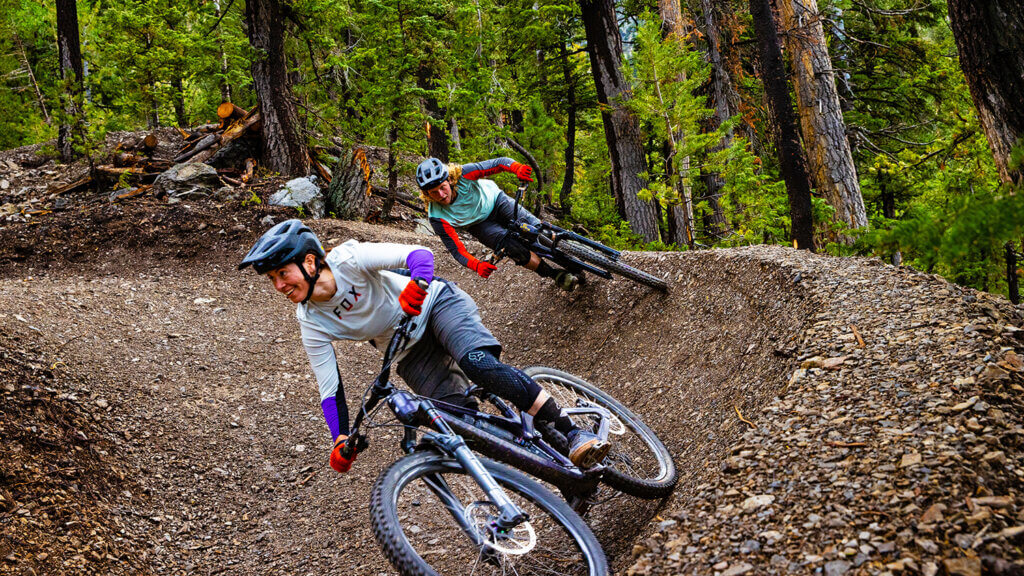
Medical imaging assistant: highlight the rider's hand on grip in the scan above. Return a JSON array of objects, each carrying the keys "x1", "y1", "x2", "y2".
[
  {"x1": 398, "y1": 279, "x2": 428, "y2": 316},
  {"x1": 469, "y1": 258, "x2": 497, "y2": 279},
  {"x1": 509, "y1": 162, "x2": 533, "y2": 182},
  {"x1": 330, "y1": 435, "x2": 357, "y2": 474}
]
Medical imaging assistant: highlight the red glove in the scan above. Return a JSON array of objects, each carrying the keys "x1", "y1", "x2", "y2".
[
  {"x1": 509, "y1": 162, "x2": 534, "y2": 182},
  {"x1": 330, "y1": 436, "x2": 357, "y2": 473},
  {"x1": 398, "y1": 280, "x2": 428, "y2": 315},
  {"x1": 469, "y1": 258, "x2": 497, "y2": 279}
]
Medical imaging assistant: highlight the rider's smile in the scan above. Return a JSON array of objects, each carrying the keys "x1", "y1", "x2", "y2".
[{"x1": 268, "y1": 264, "x2": 309, "y2": 304}]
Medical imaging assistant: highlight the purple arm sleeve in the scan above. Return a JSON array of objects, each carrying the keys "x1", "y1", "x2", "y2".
[
  {"x1": 321, "y1": 397, "x2": 345, "y2": 440},
  {"x1": 406, "y1": 249, "x2": 435, "y2": 283}
]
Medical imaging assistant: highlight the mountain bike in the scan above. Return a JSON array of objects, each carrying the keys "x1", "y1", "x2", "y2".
[
  {"x1": 491, "y1": 184, "x2": 669, "y2": 291},
  {"x1": 343, "y1": 316, "x2": 677, "y2": 576}
]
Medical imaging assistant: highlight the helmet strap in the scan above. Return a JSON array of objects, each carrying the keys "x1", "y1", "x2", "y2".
[{"x1": 297, "y1": 255, "x2": 323, "y2": 304}]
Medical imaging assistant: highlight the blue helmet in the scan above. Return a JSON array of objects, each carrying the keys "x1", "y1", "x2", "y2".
[
  {"x1": 416, "y1": 157, "x2": 449, "y2": 190},
  {"x1": 238, "y1": 219, "x2": 325, "y2": 275}
]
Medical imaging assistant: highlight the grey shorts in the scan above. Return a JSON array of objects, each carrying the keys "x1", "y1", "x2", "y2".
[{"x1": 397, "y1": 281, "x2": 501, "y2": 404}]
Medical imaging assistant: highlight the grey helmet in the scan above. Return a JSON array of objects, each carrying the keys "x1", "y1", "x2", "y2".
[
  {"x1": 416, "y1": 157, "x2": 449, "y2": 190},
  {"x1": 239, "y1": 219, "x2": 325, "y2": 303}
]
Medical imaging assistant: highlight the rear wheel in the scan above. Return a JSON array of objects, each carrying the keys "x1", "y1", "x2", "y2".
[
  {"x1": 370, "y1": 450, "x2": 608, "y2": 576},
  {"x1": 558, "y1": 240, "x2": 668, "y2": 291},
  {"x1": 524, "y1": 367, "x2": 678, "y2": 499}
]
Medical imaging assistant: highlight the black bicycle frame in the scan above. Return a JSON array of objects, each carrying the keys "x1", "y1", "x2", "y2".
[
  {"x1": 346, "y1": 318, "x2": 611, "y2": 502},
  {"x1": 503, "y1": 184, "x2": 621, "y2": 280}
]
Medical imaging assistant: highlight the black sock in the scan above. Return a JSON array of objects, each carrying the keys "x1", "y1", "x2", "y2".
[
  {"x1": 535, "y1": 261, "x2": 561, "y2": 280},
  {"x1": 535, "y1": 397, "x2": 578, "y2": 436}
]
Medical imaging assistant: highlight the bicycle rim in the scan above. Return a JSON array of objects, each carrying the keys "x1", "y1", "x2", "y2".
[{"x1": 524, "y1": 367, "x2": 678, "y2": 498}]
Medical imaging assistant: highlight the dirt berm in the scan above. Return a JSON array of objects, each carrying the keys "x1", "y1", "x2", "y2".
[{"x1": 1, "y1": 210, "x2": 1022, "y2": 576}]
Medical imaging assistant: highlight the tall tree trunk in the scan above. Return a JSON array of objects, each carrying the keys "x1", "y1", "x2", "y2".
[
  {"x1": 56, "y1": 0, "x2": 84, "y2": 162},
  {"x1": 245, "y1": 0, "x2": 309, "y2": 176},
  {"x1": 580, "y1": 0, "x2": 661, "y2": 243},
  {"x1": 657, "y1": 0, "x2": 696, "y2": 249},
  {"x1": 214, "y1": 0, "x2": 232, "y2": 102},
  {"x1": 172, "y1": 76, "x2": 187, "y2": 127},
  {"x1": 383, "y1": 123, "x2": 399, "y2": 220},
  {"x1": 560, "y1": 42, "x2": 577, "y2": 214},
  {"x1": 417, "y1": 63, "x2": 449, "y2": 162},
  {"x1": 777, "y1": 0, "x2": 867, "y2": 232},
  {"x1": 699, "y1": 0, "x2": 735, "y2": 237},
  {"x1": 450, "y1": 116, "x2": 462, "y2": 152},
  {"x1": 749, "y1": 0, "x2": 814, "y2": 250},
  {"x1": 948, "y1": 0, "x2": 1024, "y2": 185}
]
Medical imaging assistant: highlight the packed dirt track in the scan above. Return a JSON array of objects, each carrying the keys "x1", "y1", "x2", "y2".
[{"x1": 2, "y1": 203, "x2": 1023, "y2": 575}]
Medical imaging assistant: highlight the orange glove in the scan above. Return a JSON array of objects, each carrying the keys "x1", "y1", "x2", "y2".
[
  {"x1": 398, "y1": 280, "x2": 428, "y2": 315},
  {"x1": 468, "y1": 258, "x2": 497, "y2": 279},
  {"x1": 330, "y1": 436, "x2": 357, "y2": 473},
  {"x1": 509, "y1": 162, "x2": 534, "y2": 182}
]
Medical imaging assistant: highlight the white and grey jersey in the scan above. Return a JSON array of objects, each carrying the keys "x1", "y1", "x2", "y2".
[{"x1": 297, "y1": 240, "x2": 443, "y2": 403}]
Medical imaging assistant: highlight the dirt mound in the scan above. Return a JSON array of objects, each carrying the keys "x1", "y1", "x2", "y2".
[
  {"x1": 627, "y1": 249, "x2": 1024, "y2": 576},
  {"x1": 0, "y1": 324, "x2": 153, "y2": 575},
  {"x1": 1, "y1": 216, "x2": 1022, "y2": 575}
]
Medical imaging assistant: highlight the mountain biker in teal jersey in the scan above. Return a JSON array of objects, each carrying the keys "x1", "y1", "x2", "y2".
[
  {"x1": 239, "y1": 219, "x2": 610, "y2": 474},
  {"x1": 417, "y1": 157, "x2": 580, "y2": 291}
]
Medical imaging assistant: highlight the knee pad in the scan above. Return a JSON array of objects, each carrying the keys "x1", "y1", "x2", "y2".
[{"x1": 458, "y1": 348, "x2": 541, "y2": 412}]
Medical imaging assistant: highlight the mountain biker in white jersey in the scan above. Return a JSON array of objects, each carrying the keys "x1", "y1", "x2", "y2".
[{"x1": 239, "y1": 219, "x2": 611, "y2": 474}]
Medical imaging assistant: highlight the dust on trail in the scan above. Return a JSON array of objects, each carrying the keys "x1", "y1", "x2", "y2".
[{"x1": 0, "y1": 217, "x2": 811, "y2": 575}]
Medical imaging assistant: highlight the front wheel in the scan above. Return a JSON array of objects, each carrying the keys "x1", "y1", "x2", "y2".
[
  {"x1": 558, "y1": 240, "x2": 669, "y2": 291},
  {"x1": 370, "y1": 450, "x2": 608, "y2": 576},
  {"x1": 524, "y1": 367, "x2": 678, "y2": 499}
]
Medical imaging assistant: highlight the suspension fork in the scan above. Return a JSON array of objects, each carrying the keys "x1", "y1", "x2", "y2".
[{"x1": 420, "y1": 401, "x2": 529, "y2": 531}]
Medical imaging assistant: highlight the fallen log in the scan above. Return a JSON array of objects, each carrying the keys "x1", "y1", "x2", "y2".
[
  {"x1": 114, "y1": 185, "x2": 152, "y2": 201},
  {"x1": 175, "y1": 126, "x2": 191, "y2": 140},
  {"x1": 189, "y1": 111, "x2": 260, "y2": 165},
  {"x1": 370, "y1": 185, "x2": 425, "y2": 214},
  {"x1": 217, "y1": 102, "x2": 248, "y2": 122},
  {"x1": 113, "y1": 152, "x2": 139, "y2": 167},
  {"x1": 175, "y1": 133, "x2": 221, "y2": 163},
  {"x1": 309, "y1": 150, "x2": 332, "y2": 183},
  {"x1": 49, "y1": 175, "x2": 92, "y2": 196},
  {"x1": 142, "y1": 133, "x2": 158, "y2": 152}
]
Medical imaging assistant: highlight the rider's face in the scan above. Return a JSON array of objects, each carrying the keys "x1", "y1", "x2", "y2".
[
  {"x1": 266, "y1": 262, "x2": 310, "y2": 304},
  {"x1": 426, "y1": 181, "x2": 453, "y2": 205}
]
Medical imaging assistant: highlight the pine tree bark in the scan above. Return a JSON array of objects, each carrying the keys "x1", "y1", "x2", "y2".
[
  {"x1": 749, "y1": 0, "x2": 814, "y2": 250},
  {"x1": 699, "y1": 0, "x2": 736, "y2": 237},
  {"x1": 658, "y1": 0, "x2": 696, "y2": 249},
  {"x1": 245, "y1": 0, "x2": 309, "y2": 176},
  {"x1": 417, "y1": 63, "x2": 449, "y2": 162},
  {"x1": 327, "y1": 149, "x2": 373, "y2": 220},
  {"x1": 777, "y1": 0, "x2": 867, "y2": 232},
  {"x1": 948, "y1": 0, "x2": 1024, "y2": 185},
  {"x1": 56, "y1": 0, "x2": 84, "y2": 162},
  {"x1": 559, "y1": 42, "x2": 578, "y2": 214},
  {"x1": 580, "y1": 0, "x2": 660, "y2": 243}
]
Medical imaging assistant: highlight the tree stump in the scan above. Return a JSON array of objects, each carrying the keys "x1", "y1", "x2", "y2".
[{"x1": 326, "y1": 148, "x2": 374, "y2": 220}]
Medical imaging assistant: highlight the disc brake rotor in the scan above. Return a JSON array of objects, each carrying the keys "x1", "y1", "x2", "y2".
[{"x1": 463, "y1": 501, "x2": 536, "y2": 555}]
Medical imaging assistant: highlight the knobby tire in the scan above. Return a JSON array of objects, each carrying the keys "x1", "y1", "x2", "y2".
[{"x1": 558, "y1": 240, "x2": 668, "y2": 291}]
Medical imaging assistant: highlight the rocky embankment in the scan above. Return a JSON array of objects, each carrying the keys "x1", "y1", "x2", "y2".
[{"x1": 627, "y1": 248, "x2": 1024, "y2": 576}]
